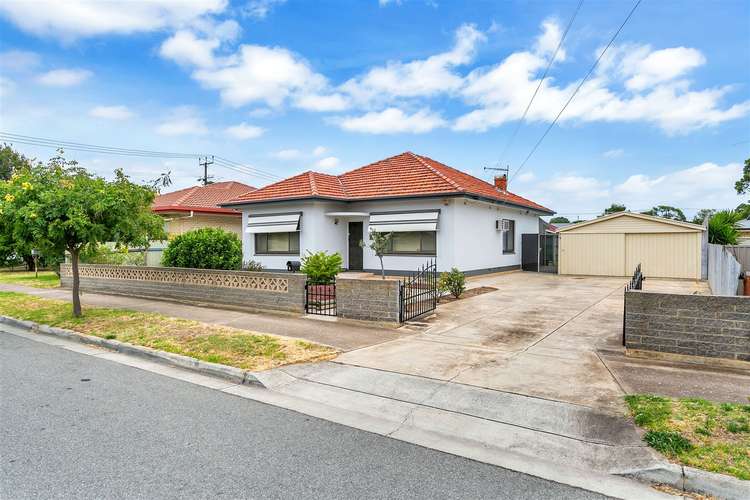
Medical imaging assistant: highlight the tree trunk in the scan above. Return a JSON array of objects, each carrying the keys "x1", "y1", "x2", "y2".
[
  {"x1": 70, "y1": 248, "x2": 82, "y2": 317},
  {"x1": 379, "y1": 255, "x2": 385, "y2": 279}
]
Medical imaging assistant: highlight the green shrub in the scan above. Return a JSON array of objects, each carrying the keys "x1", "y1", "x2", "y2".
[
  {"x1": 161, "y1": 228, "x2": 242, "y2": 270},
  {"x1": 438, "y1": 267, "x2": 466, "y2": 298},
  {"x1": 80, "y1": 243, "x2": 145, "y2": 266},
  {"x1": 300, "y1": 251, "x2": 342, "y2": 283},
  {"x1": 644, "y1": 431, "x2": 692, "y2": 455}
]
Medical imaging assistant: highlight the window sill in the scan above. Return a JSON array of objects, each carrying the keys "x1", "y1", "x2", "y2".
[{"x1": 503, "y1": 251, "x2": 516, "y2": 255}]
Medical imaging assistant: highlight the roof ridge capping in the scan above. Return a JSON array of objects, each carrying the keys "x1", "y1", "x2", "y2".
[
  {"x1": 408, "y1": 152, "x2": 464, "y2": 192},
  {"x1": 557, "y1": 211, "x2": 706, "y2": 232}
]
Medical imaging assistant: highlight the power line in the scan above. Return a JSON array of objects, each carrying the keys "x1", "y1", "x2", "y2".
[
  {"x1": 0, "y1": 131, "x2": 281, "y2": 182},
  {"x1": 496, "y1": 0, "x2": 584, "y2": 167},
  {"x1": 510, "y1": 0, "x2": 642, "y2": 182}
]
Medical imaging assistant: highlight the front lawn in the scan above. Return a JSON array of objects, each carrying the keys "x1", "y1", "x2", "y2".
[
  {"x1": 0, "y1": 292, "x2": 336, "y2": 371},
  {"x1": 625, "y1": 394, "x2": 750, "y2": 480},
  {"x1": 0, "y1": 270, "x2": 60, "y2": 288}
]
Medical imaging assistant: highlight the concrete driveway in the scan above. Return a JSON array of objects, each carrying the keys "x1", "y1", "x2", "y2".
[{"x1": 337, "y1": 272, "x2": 632, "y2": 412}]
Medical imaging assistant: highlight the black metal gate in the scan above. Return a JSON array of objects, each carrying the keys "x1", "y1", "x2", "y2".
[
  {"x1": 521, "y1": 233, "x2": 558, "y2": 273},
  {"x1": 622, "y1": 264, "x2": 644, "y2": 346},
  {"x1": 521, "y1": 234, "x2": 539, "y2": 271},
  {"x1": 305, "y1": 279, "x2": 336, "y2": 316},
  {"x1": 399, "y1": 259, "x2": 438, "y2": 322}
]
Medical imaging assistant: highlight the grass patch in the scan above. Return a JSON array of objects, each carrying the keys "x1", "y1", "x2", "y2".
[
  {"x1": 0, "y1": 291, "x2": 336, "y2": 371},
  {"x1": 0, "y1": 270, "x2": 60, "y2": 288},
  {"x1": 626, "y1": 394, "x2": 750, "y2": 480}
]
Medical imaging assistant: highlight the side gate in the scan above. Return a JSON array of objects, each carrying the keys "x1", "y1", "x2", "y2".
[
  {"x1": 305, "y1": 278, "x2": 336, "y2": 316},
  {"x1": 399, "y1": 259, "x2": 438, "y2": 322}
]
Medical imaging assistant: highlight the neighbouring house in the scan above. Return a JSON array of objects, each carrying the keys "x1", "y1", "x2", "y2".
[
  {"x1": 558, "y1": 211, "x2": 706, "y2": 279},
  {"x1": 153, "y1": 181, "x2": 256, "y2": 238},
  {"x1": 221, "y1": 152, "x2": 553, "y2": 274},
  {"x1": 737, "y1": 219, "x2": 750, "y2": 246}
]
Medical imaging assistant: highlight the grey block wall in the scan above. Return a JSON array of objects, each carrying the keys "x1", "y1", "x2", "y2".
[
  {"x1": 60, "y1": 264, "x2": 306, "y2": 313},
  {"x1": 624, "y1": 290, "x2": 750, "y2": 362},
  {"x1": 336, "y1": 278, "x2": 401, "y2": 323}
]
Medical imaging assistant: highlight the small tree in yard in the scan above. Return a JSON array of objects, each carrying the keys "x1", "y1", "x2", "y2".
[
  {"x1": 363, "y1": 231, "x2": 392, "y2": 279},
  {"x1": 161, "y1": 228, "x2": 242, "y2": 270},
  {"x1": 0, "y1": 151, "x2": 165, "y2": 317}
]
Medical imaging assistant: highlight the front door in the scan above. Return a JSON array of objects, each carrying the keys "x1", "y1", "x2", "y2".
[{"x1": 348, "y1": 222, "x2": 363, "y2": 271}]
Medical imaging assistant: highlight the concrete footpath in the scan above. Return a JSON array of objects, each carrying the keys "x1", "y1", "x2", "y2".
[{"x1": 0, "y1": 283, "x2": 401, "y2": 351}]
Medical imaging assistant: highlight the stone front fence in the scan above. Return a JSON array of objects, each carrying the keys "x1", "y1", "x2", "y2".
[
  {"x1": 60, "y1": 264, "x2": 306, "y2": 313},
  {"x1": 624, "y1": 290, "x2": 750, "y2": 366},
  {"x1": 60, "y1": 264, "x2": 403, "y2": 323}
]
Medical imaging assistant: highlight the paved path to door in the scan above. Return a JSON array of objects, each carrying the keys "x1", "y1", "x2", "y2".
[
  {"x1": 0, "y1": 283, "x2": 401, "y2": 352},
  {"x1": 336, "y1": 272, "x2": 741, "y2": 412}
]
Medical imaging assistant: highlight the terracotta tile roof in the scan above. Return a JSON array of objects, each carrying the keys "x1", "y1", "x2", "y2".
[
  {"x1": 153, "y1": 181, "x2": 256, "y2": 215},
  {"x1": 225, "y1": 152, "x2": 552, "y2": 213}
]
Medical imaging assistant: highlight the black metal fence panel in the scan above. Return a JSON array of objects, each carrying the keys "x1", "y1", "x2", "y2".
[
  {"x1": 399, "y1": 259, "x2": 438, "y2": 322},
  {"x1": 305, "y1": 279, "x2": 336, "y2": 316}
]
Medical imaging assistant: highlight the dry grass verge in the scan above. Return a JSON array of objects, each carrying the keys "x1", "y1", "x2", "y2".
[
  {"x1": 0, "y1": 270, "x2": 60, "y2": 288},
  {"x1": 0, "y1": 291, "x2": 336, "y2": 371}
]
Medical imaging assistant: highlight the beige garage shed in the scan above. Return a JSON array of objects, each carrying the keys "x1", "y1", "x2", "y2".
[{"x1": 558, "y1": 212, "x2": 705, "y2": 279}]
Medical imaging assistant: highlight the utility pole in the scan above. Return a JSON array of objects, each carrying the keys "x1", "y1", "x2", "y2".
[{"x1": 198, "y1": 156, "x2": 214, "y2": 186}]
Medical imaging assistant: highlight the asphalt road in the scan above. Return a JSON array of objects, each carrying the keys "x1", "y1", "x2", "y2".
[{"x1": 0, "y1": 331, "x2": 608, "y2": 499}]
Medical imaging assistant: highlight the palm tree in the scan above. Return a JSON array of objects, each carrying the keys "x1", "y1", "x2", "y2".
[{"x1": 708, "y1": 209, "x2": 746, "y2": 245}]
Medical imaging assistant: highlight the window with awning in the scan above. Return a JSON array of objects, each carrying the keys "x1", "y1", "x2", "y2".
[
  {"x1": 368, "y1": 211, "x2": 439, "y2": 232},
  {"x1": 246, "y1": 213, "x2": 301, "y2": 234}
]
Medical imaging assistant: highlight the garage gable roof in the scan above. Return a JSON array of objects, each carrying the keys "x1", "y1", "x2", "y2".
[{"x1": 557, "y1": 211, "x2": 705, "y2": 233}]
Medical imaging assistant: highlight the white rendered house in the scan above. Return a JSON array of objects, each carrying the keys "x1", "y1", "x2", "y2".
[{"x1": 221, "y1": 152, "x2": 554, "y2": 275}]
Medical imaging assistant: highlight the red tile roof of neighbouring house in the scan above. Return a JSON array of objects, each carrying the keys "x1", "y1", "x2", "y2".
[
  {"x1": 153, "y1": 181, "x2": 256, "y2": 215},
  {"x1": 223, "y1": 152, "x2": 553, "y2": 214}
]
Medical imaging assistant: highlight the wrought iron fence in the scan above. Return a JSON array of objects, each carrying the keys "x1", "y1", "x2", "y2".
[
  {"x1": 305, "y1": 279, "x2": 336, "y2": 316},
  {"x1": 623, "y1": 263, "x2": 644, "y2": 346},
  {"x1": 399, "y1": 259, "x2": 438, "y2": 322}
]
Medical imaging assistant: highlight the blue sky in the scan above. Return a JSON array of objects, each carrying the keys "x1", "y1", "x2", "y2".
[{"x1": 0, "y1": 0, "x2": 748, "y2": 219}]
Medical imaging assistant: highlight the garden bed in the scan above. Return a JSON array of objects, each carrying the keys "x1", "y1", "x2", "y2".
[
  {"x1": 439, "y1": 286, "x2": 497, "y2": 304},
  {"x1": 625, "y1": 394, "x2": 750, "y2": 480},
  {"x1": 0, "y1": 291, "x2": 336, "y2": 371}
]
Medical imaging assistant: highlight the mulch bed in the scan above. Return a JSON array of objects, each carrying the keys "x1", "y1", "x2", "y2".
[{"x1": 439, "y1": 286, "x2": 498, "y2": 303}]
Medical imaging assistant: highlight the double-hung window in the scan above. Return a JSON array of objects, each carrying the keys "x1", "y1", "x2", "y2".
[
  {"x1": 502, "y1": 219, "x2": 515, "y2": 254},
  {"x1": 386, "y1": 231, "x2": 436, "y2": 255},
  {"x1": 254, "y1": 232, "x2": 300, "y2": 255}
]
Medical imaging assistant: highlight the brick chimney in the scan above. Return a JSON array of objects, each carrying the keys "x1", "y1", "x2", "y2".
[{"x1": 494, "y1": 174, "x2": 507, "y2": 192}]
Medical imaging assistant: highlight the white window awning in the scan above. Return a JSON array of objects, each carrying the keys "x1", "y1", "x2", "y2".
[
  {"x1": 369, "y1": 211, "x2": 439, "y2": 232},
  {"x1": 246, "y1": 213, "x2": 301, "y2": 234}
]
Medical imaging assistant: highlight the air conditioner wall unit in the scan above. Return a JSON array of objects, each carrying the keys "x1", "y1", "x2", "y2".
[{"x1": 495, "y1": 219, "x2": 511, "y2": 232}]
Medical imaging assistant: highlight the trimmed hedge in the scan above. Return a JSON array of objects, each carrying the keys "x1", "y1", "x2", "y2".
[{"x1": 161, "y1": 228, "x2": 242, "y2": 270}]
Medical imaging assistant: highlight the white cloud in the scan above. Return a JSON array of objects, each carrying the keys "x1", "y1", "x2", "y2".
[
  {"x1": 156, "y1": 107, "x2": 208, "y2": 136},
  {"x1": 191, "y1": 44, "x2": 336, "y2": 109},
  {"x1": 89, "y1": 105, "x2": 134, "y2": 120},
  {"x1": 225, "y1": 122, "x2": 264, "y2": 139},
  {"x1": 603, "y1": 149, "x2": 624, "y2": 159},
  {"x1": 160, "y1": 30, "x2": 221, "y2": 68},
  {"x1": 315, "y1": 156, "x2": 340, "y2": 169},
  {"x1": 312, "y1": 146, "x2": 327, "y2": 156},
  {"x1": 516, "y1": 172, "x2": 535, "y2": 182},
  {"x1": 614, "y1": 162, "x2": 743, "y2": 209},
  {"x1": 243, "y1": 0, "x2": 286, "y2": 18},
  {"x1": 0, "y1": 0, "x2": 226, "y2": 40},
  {"x1": 37, "y1": 68, "x2": 92, "y2": 86},
  {"x1": 453, "y1": 22, "x2": 750, "y2": 134},
  {"x1": 534, "y1": 19, "x2": 566, "y2": 61},
  {"x1": 340, "y1": 24, "x2": 485, "y2": 105},
  {"x1": 0, "y1": 50, "x2": 40, "y2": 72},
  {"x1": 337, "y1": 107, "x2": 446, "y2": 134},
  {"x1": 294, "y1": 93, "x2": 349, "y2": 112},
  {"x1": 272, "y1": 149, "x2": 301, "y2": 160}
]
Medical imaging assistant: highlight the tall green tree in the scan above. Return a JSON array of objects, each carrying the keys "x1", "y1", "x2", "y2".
[
  {"x1": 735, "y1": 157, "x2": 750, "y2": 195},
  {"x1": 642, "y1": 205, "x2": 687, "y2": 221},
  {"x1": 0, "y1": 151, "x2": 165, "y2": 316},
  {"x1": 550, "y1": 216, "x2": 570, "y2": 224},
  {"x1": 602, "y1": 203, "x2": 627, "y2": 215},
  {"x1": 0, "y1": 143, "x2": 34, "y2": 181},
  {"x1": 691, "y1": 209, "x2": 715, "y2": 225}
]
